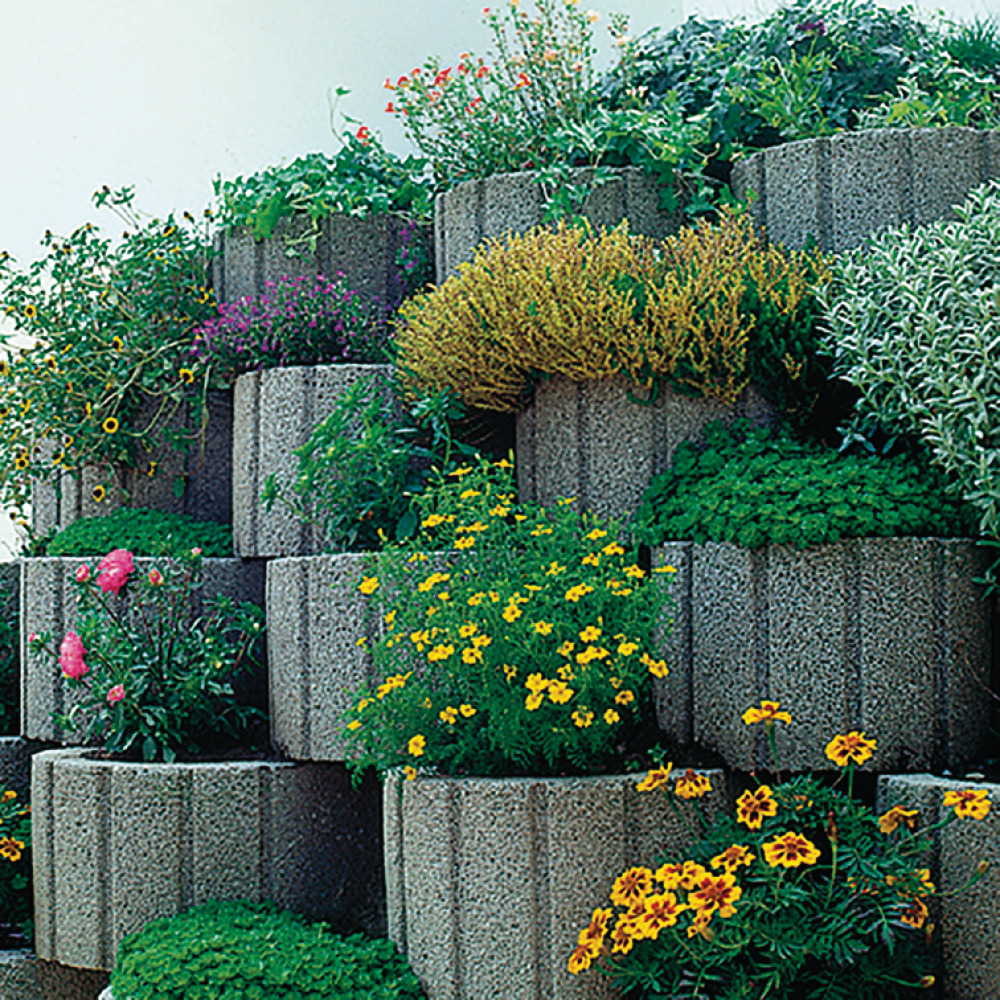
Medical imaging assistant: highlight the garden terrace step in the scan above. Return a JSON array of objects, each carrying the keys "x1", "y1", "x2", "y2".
[
  {"x1": 19, "y1": 557, "x2": 264, "y2": 743},
  {"x1": 878, "y1": 774, "x2": 1000, "y2": 1000},
  {"x1": 31, "y1": 749, "x2": 384, "y2": 972},
  {"x1": 731, "y1": 128, "x2": 1000, "y2": 254},
  {"x1": 435, "y1": 166, "x2": 687, "y2": 282},
  {"x1": 0, "y1": 951, "x2": 107, "y2": 1000}
]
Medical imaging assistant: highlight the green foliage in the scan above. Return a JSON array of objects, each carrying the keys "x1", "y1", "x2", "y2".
[
  {"x1": 111, "y1": 900, "x2": 424, "y2": 1000},
  {"x1": 822, "y1": 180, "x2": 1000, "y2": 570},
  {"x1": 635, "y1": 420, "x2": 975, "y2": 549},
  {"x1": 0, "y1": 577, "x2": 18, "y2": 737},
  {"x1": 0, "y1": 788, "x2": 31, "y2": 945},
  {"x1": 45, "y1": 508, "x2": 232, "y2": 558},
  {"x1": 345, "y1": 458, "x2": 674, "y2": 779}
]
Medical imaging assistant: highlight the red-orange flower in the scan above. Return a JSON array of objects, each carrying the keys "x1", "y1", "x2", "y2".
[
  {"x1": 942, "y1": 788, "x2": 991, "y2": 821},
  {"x1": 633, "y1": 892, "x2": 687, "y2": 939},
  {"x1": 736, "y1": 786, "x2": 778, "y2": 830},
  {"x1": 687, "y1": 872, "x2": 742, "y2": 918},
  {"x1": 610, "y1": 866, "x2": 653, "y2": 908},
  {"x1": 762, "y1": 831, "x2": 821, "y2": 868}
]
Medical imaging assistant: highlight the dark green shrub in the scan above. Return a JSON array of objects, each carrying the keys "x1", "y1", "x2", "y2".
[
  {"x1": 110, "y1": 900, "x2": 424, "y2": 1000},
  {"x1": 45, "y1": 508, "x2": 232, "y2": 558},
  {"x1": 634, "y1": 420, "x2": 975, "y2": 549}
]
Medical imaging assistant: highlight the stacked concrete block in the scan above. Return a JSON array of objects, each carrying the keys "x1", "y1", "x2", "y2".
[
  {"x1": 516, "y1": 374, "x2": 774, "y2": 520},
  {"x1": 435, "y1": 166, "x2": 687, "y2": 281},
  {"x1": 20, "y1": 557, "x2": 264, "y2": 742},
  {"x1": 32, "y1": 749, "x2": 384, "y2": 972},
  {"x1": 878, "y1": 775, "x2": 1000, "y2": 1000},
  {"x1": 385, "y1": 770, "x2": 727, "y2": 1000},
  {"x1": 232, "y1": 363, "x2": 394, "y2": 558},
  {"x1": 651, "y1": 544, "x2": 694, "y2": 745},
  {"x1": 0, "y1": 952, "x2": 107, "y2": 1000},
  {"x1": 731, "y1": 128, "x2": 1000, "y2": 253},
  {"x1": 31, "y1": 391, "x2": 233, "y2": 537},
  {"x1": 692, "y1": 539, "x2": 991, "y2": 772},
  {"x1": 212, "y1": 214, "x2": 431, "y2": 309}
]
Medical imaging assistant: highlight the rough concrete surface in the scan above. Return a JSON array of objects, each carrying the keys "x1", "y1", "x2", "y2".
[
  {"x1": 31, "y1": 749, "x2": 384, "y2": 972},
  {"x1": 385, "y1": 770, "x2": 727, "y2": 1000},
  {"x1": 651, "y1": 543, "x2": 693, "y2": 745},
  {"x1": 0, "y1": 951, "x2": 107, "y2": 1000}
]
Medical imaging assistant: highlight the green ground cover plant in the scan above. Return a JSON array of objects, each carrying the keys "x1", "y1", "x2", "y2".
[
  {"x1": 110, "y1": 900, "x2": 424, "y2": 1000},
  {"x1": 635, "y1": 420, "x2": 975, "y2": 549}
]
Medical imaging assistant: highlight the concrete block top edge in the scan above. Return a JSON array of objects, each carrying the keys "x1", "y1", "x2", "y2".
[
  {"x1": 33, "y1": 746, "x2": 301, "y2": 775},
  {"x1": 880, "y1": 772, "x2": 1000, "y2": 794},
  {"x1": 443, "y1": 164, "x2": 647, "y2": 193},
  {"x1": 267, "y1": 551, "x2": 373, "y2": 568},
  {"x1": 233, "y1": 361, "x2": 393, "y2": 385},
  {"x1": 219, "y1": 213, "x2": 424, "y2": 239},
  {"x1": 403, "y1": 768, "x2": 723, "y2": 790}
]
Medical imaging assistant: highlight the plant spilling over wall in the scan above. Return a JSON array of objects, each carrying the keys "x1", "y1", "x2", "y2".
[
  {"x1": 43, "y1": 508, "x2": 232, "y2": 559},
  {"x1": 822, "y1": 180, "x2": 1000, "y2": 574},
  {"x1": 28, "y1": 548, "x2": 264, "y2": 762},
  {"x1": 111, "y1": 900, "x2": 425, "y2": 1000},
  {"x1": 397, "y1": 214, "x2": 830, "y2": 416},
  {"x1": 344, "y1": 457, "x2": 674, "y2": 779},
  {"x1": 0, "y1": 186, "x2": 218, "y2": 516},
  {"x1": 635, "y1": 420, "x2": 975, "y2": 549},
  {"x1": 0, "y1": 788, "x2": 31, "y2": 947},
  {"x1": 571, "y1": 704, "x2": 991, "y2": 998}
]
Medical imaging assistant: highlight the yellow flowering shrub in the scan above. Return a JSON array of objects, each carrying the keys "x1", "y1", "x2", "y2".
[
  {"x1": 396, "y1": 214, "x2": 830, "y2": 417},
  {"x1": 343, "y1": 457, "x2": 675, "y2": 778}
]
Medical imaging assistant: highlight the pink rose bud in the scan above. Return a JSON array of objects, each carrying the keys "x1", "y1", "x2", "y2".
[
  {"x1": 106, "y1": 684, "x2": 125, "y2": 705},
  {"x1": 59, "y1": 630, "x2": 88, "y2": 680},
  {"x1": 97, "y1": 548, "x2": 134, "y2": 596},
  {"x1": 27, "y1": 632, "x2": 37, "y2": 644},
  {"x1": 75, "y1": 564, "x2": 90, "y2": 583},
  {"x1": 148, "y1": 569, "x2": 164, "y2": 586},
  {"x1": 190, "y1": 547, "x2": 202, "y2": 557}
]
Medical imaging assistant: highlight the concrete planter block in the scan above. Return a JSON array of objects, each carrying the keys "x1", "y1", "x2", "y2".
[
  {"x1": 731, "y1": 128, "x2": 1000, "y2": 253},
  {"x1": 878, "y1": 774, "x2": 1000, "y2": 1000},
  {"x1": 31, "y1": 391, "x2": 233, "y2": 537},
  {"x1": 435, "y1": 167, "x2": 687, "y2": 281},
  {"x1": 268, "y1": 552, "x2": 380, "y2": 761},
  {"x1": 20, "y1": 557, "x2": 264, "y2": 742},
  {"x1": 385, "y1": 770, "x2": 727, "y2": 1000},
  {"x1": 0, "y1": 951, "x2": 107, "y2": 1000},
  {"x1": 692, "y1": 539, "x2": 992, "y2": 772},
  {"x1": 32, "y1": 748, "x2": 384, "y2": 972},
  {"x1": 651, "y1": 544, "x2": 693, "y2": 745},
  {"x1": 212, "y1": 214, "x2": 430, "y2": 308},
  {"x1": 516, "y1": 375, "x2": 774, "y2": 520},
  {"x1": 232, "y1": 363, "x2": 394, "y2": 558}
]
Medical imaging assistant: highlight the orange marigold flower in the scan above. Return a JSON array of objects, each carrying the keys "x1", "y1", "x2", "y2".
[
  {"x1": 736, "y1": 786, "x2": 778, "y2": 830},
  {"x1": 675, "y1": 769, "x2": 712, "y2": 800},
  {"x1": 943, "y1": 788, "x2": 991, "y2": 820},
  {"x1": 742, "y1": 700, "x2": 792, "y2": 726},
  {"x1": 567, "y1": 942, "x2": 594, "y2": 975},
  {"x1": 687, "y1": 872, "x2": 742, "y2": 918},
  {"x1": 633, "y1": 892, "x2": 687, "y2": 939},
  {"x1": 879, "y1": 805, "x2": 920, "y2": 834},
  {"x1": 900, "y1": 896, "x2": 930, "y2": 930},
  {"x1": 610, "y1": 866, "x2": 653, "y2": 908},
  {"x1": 609, "y1": 914, "x2": 637, "y2": 954},
  {"x1": 636, "y1": 763, "x2": 673, "y2": 793},
  {"x1": 825, "y1": 731, "x2": 877, "y2": 767},
  {"x1": 762, "y1": 831, "x2": 821, "y2": 868},
  {"x1": 711, "y1": 844, "x2": 755, "y2": 872}
]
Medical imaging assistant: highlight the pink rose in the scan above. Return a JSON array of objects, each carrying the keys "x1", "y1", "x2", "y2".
[
  {"x1": 59, "y1": 630, "x2": 88, "y2": 680},
  {"x1": 190, "y1": 547, "x2": 202, "y2": 557},
  {"x1": 27, "y1": 631, "x2": 37, "y2": 644},
  {"x1": 75, "y1": 564, "x2": 90, "y2": 583},
  {"x1": 97, "y1": 549, "x2": 134, "y2": 596},
  {"x1": 147, "y1": 569, "x2": 163, "y2": 586},
  {"x1": 106, "y1": 684, "x2": 125, "y2": 705}
]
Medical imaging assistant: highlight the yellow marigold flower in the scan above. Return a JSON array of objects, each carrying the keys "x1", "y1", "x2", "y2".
[
  {"x1": 467, "y1": 592, "x2": 485, "y2": 606},
  {"x1": 678, "y1": 861, "x2": 710, "y2": 890},
  {"x1": 495, "y1": 457, "x2": 512, "y2": 470},
  {"x1": 610, "y1": 915, "x2": 638, "y2": 954},
  {"x1": 675, "y1": 769, "x2": 712, "y2": 800},
  {"x1": 582, "y1": 552, "x2": 600, "y2": 567},
  {"x1": 686, "y1": 910, "x2": 716, "y2": 941},
  {"x1": 458, "y1": 622, "x2": 477, "y2": 638},
  {"x1": 602, "y1": 542, "x2": 625, "y2": 556},
  {"x1": 2, "y1": 790, "x2": 15, "y2": 802},
  {"x1": 879, "y1": 805, "x2": 920, "y2": 834},
  {"x1": 525, "y1": 691, "x2": 544, "y2": 711},
  {"x1": 23, "y1": 304, "x2": 37, "y2": 319},
  {"x1": 641, "y1": 652, "x2": 669, "y2": 678},
  {"x1": 530, "y1": 525, "x2": 553, "y2": 537},
  {"x1": 618, "y1": 641, "x2": 638, "y2": 656},
  {"x1": 736, "y1": 786, "x2": 778, "y2": 830},
  {"x1": 358, "y1": 576, "x2": 379, "y2": 595},
  {"x1": 614, "y1": 689, "x2": 635, "y2": 706},
  {"x1": 547, "y1": 680, "x2": 574, "y2": 704},
  {"x1": 91, "y1": 485, "x2": 107, "y2": 503},
  {"x1": 459, "y1": 703, "x2": 476, "y2": 718},
  {"x1": 407, "y1": 735, "x2": 426, "y2": 757},
  {"x1": 655, "y1": 862, "x2": 685, "y2": 891},
  {"x1": 440, "y1": 706, "x2": 458, "y2": 724},
  {"x1": 459, "y1": 488, "x2": 481, "y2": 499},
  {"x1": 0, "y1": 837, "x2": 24, "y2": 862},
  {"x1": 472, "y1": 633, "x2": 492, "y2": 649},
  {"x1": 102, "y1": 417, "x2": 119, "y2": 434},
  {"x1": 427, "y1": 643, "x2": 455, "y2": 662},
  {"x1": 711, "y1": 845, "x2": 754, "y2": 872},
  {"x1": 533, "y1": 621, "x2": 554, "y2": 635},
  {"x1": 557, "y1": 640, "x2": 575, "y2": 657},
  {"x1": 557, "y1": 496, "x2": 576, "y2": 506},
  {"x1": 610, "y1": 866, "x2": 653, "y2": 908},
  {"x1": 455, "y1": 535, "x2": 475, "y2": 549},
  {"x1": 565, "y1": 583, "x2": 593, "y2": 602},
  {"x1": 557, "y1": 665, "x2": 575, "y2": 681},
  {"x1": 545, "y1": 561, "x2": 565, "y2": 575},
  {"x1": 347, "y1": 719, "x2": 362, "y2": 731},
  {"x1": 652, "y1": 564, "x2": 677, "y2": 574},
  {"x1": 567, "y1": 942, "x2": 595, "y2": 975},
  {"x1": 462, "y1": 520, "x2": 488, "y2": 533},
  {"x1": 604, "y1": 709, "x2": 620, "y2": 725},
  {"x1": 503, "y1": 663, "x2": 518, "y2": 681},
  {"x1": 742, "y1": 700, "x2": 792, "y2": 726},
  {"x1": 461, "y1": 647, "x2": 482, "y2": 664},
  {"x1": 418, "y1": 573, "x2": 449, "y2": 593},
  {"x1": 687, "y1": 871, "x2": 741, "y2": 918},
  {"x1": 900, "y1": 896, "x2": 930, "y2": 930},
  {"x1": 179, "y1": 367, "x2": 196, "y2": 384},
  {"x1": 403, "y1": 765, "x2": 417, "y2": 781},
  {"x1": 502, "y1": 604, "x2": 522, "y2": 623},
  {"x1": 571, "y1": 707, "x2": 594, "y2": 728},
  {"x1": 448, "y1": 465, "x2": 472, "y2": 478},
  {"x1": 489, "y1": 505, "x2": 509, "y2": 517},
  {"x1": 609, "y1": 675, "x2": 622, "y2": 689},
  {"x1": 637, "y1": 763, "x2": 673, "y2": 793},
  {"x1": 579, "y1": 625, "x2": 602, "y2": 642},
  {"x1": 422, "y1": 513, "x2": 447, "y2": 528},
  {"x1": 585, "y1": 529, "x2": 607, "y2": 541},
  {"x1": 525, "y1": 673, "x2": 549, "y2": 694},
  {"x1": 634, "y1": 892, "x2": 688, "y2": 939},
  {"x1": 943, "y1": 788, "x2": 991, "y2": 820},
  {"x1": 624, "y1": 564, "x2": 644, "y2": 579},
  {"x1": 762, "y1": 831, "x2": 821, "y2": 868},
  {"x1": 825, "y1": 731, "x2": 877, "y2": 768}
]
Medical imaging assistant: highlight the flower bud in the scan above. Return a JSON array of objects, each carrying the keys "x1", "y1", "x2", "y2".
[{"x1": 920, "y1": 975, "x2": 935, "y2": 989}]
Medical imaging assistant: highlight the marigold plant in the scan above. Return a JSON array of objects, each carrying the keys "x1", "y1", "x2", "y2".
[
  {"x1": 343, "y1": 457, "x2": 674, "y2": 778},
  {"x1": 396, "y1": 214, "x2": 830, "y2": 417},
  {"x1": 0, "y1": 787, "x2": 31, "y2": 945}
]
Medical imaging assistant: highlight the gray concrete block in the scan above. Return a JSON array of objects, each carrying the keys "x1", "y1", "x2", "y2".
[
  {"x1": 20, "y1": 557, "x2": 264, "y2": 742},
  {"x1": 516, "y1": 375, "x2": 774, "y2": 521},
  {"x1": 31, "y1": 391, "x2": 232, "y2": 537},
  {"x1": 729, "y1": 152, "x2": 766, "y2": 232},
  {"x1": 232, "y1": 363, "x2": 394, "y2": 558},
  {"x1": 31, "y1": 748, "x2": 383, "y2": 971},
  {"x1": 878, "y1": 774, "x2": 1000, "y2": 1000},
  {"x1": 651, "y1": 544, "x2": 693, "y2": 745},
  {"x1": 692, "y1": 539, "x2": 992, "y2": 772},
  {"x1": 385, "y1": 769, "x2": 726, "y2": 1000},
  {"x1": 0, "y1": 951, "x2": 107, "y2": 1000},
  {"x1": 765, "y1": 136, "x2": 829, "y2": 252},
  {"x1": 267, "y1": 553, "x2": 377, "y2": 761},
  {"x1": 435, "y1": 167, "x2": 686, "y2": 282}
]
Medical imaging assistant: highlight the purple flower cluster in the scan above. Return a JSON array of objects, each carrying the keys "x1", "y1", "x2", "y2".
[{"x1": 191, "y1": 273, "x2": 389, "y2": 380}]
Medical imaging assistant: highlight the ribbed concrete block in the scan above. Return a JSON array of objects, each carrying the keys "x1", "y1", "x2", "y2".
[
  {"x1": 212, "y1": 214, "x2": 430, "y2": 308},
  {"x1": 651, "y1": 544, "x2": 693, "y2": 744},
  {"x1": 31, "y1": 391, "x2": 233, "y2": 537},
  {"x1": 20, "y1": 557, "x2": 264, "y2": 742},
  {"x1": 385, "y1": 770, "x2": 727, "y2": 1000},
  {"x1": 232, "y1": 363, "x2": 394, "y2": 558},
  {"x1": 32, "y1": 748, "x2": 384, "y2": 971},
  {"x1": 0, "y1": 952, "x2": 107, "y2": 1000},
  {"x1": 692, "y1": 539, "x2": 992, "y2": 771},
  {"x1": 435, "y1": 167, "x2": 687, "y2": 281},
  {"x1": 267, "y1": 552, "x2": 378, "y2": 761},
  {"x1": 731, "y1": 128, "x2": 1000, "y2": 253},
  {"x1": 878, "y1": 774, "x2": 1000, "y2": 1000},
  {"x1": 516, "y1": 374, "x2": 774, "y2": 520}
]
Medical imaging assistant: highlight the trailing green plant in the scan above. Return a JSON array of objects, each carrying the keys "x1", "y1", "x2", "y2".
[
  {"x1": 634, "y1": 420, "x2": 975, "y2": 550},
  {"x1": 821, "y1": 180, "x2": 1000, "y2": 580},
  {"x1": 397, "y1": 214, "x2": 830, "y2": 420},
  {"x1": 0, "y1": 787, "x2": 31, "y2": 947},
  {"x1": 0, "y1": 186, "x2": 218, "y2": 516},
  {"x1": 43, "y1": 508, "x2": 232, "y2": 559},
  {"x1": 0, "y1": 576, "x2": 18, "y2": 737},
  {"x1": 27, "y1": 547, "x2": 264, "y2": 762},
  {"x1": 110, "y1": 899, "x2": 424, "y2": 1000},
  {"x1": 344, "y1": 457, "x2": 675, "y2": 779}
]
